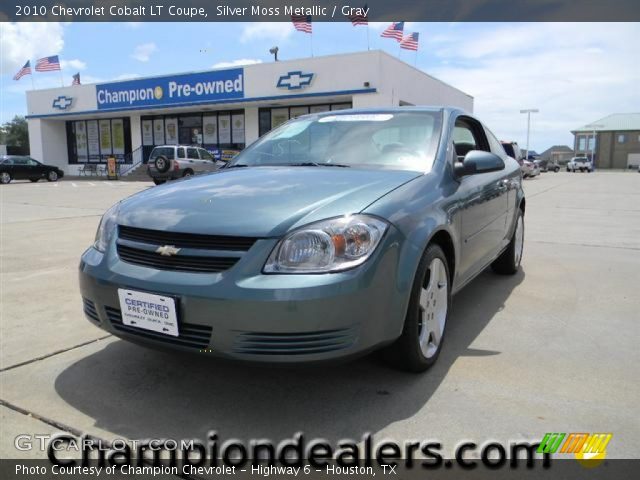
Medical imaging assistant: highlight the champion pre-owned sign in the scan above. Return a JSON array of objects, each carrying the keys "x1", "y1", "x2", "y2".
[{"x1": 96, "y1": 68, "x2": 244, "y2": 110}]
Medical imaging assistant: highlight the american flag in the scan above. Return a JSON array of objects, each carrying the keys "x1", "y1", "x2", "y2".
[
  {"x1": 291, "y1": 15, "x2": 312, "y2": 33},
  {"x1": 380, "y1": 22, "x2": 404, "y2": 42},
  {"x1": 347, "y1": 5, "x2": 368, "y2": 25},
  {"x1": 35, "y1": 55, "x2": 61, "y2": 72},
  {"x1": 72, "y1": 73, "x2": 81, "y2": 85},
  {"x1": 13, "y1": 60, "x2": 31, "y2": 81},
  {"x1": 400, "y1": 32, "x2": 419, "y2": 51}
]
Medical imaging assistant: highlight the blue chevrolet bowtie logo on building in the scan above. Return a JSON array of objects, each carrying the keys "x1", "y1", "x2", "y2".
[
  {"x1": 52, "y1": 96, "x2": 73, "y2": 110},
  {"x1": 277, "y1": 71, "x2": 314, "y2": 90}
]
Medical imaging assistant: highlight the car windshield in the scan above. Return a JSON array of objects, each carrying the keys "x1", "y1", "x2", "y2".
[
  {"x1": 150, "y1": 147, "x2": 175, "y2": 160},
  {"x1": 229, "y1": 111, "x2": 443, "y2": 171}
]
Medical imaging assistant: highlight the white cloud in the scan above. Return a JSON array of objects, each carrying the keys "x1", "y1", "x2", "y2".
[
  {"x1": 212, "y1": 59, "x2": 263, "y2": 68},
  {"x1": 61, "y1": 59, "x2": 86, "y2": 71},
  {"x1": 427, "y1": 23, "x2": 640, "y2": 150},
  {"x1": 131, "y1": 42, "x2": 157, "y2": 62},
  {"x1": 240, "y1": 23, "x2": 294, "y2": 44},
  {"x1": 114, "y1": 73, "x2": 142, "y2": 80},
  {"x1": 0, "y1": 23, "x2": 65, "y2": 73}
]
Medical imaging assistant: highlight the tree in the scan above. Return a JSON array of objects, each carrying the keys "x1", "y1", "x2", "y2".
[{"x1": 0, "y1": 116, "x2": 29, "y2": 147}]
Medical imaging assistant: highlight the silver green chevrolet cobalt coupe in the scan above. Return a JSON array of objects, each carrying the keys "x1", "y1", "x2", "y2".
[{"x1": 79, "y1": 107, "x2": 525, "y2": 372}]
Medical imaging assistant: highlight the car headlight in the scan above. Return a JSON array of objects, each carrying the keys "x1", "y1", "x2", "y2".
[
  {"x1": 94, "y1": 203, "x2": 119, "y2": 252},
  {"x1": 264, "y1": 215, "x2": 389, "y2": 273}
]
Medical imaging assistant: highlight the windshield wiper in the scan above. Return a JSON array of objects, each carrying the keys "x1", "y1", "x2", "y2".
[{"x1": 288, "y1": 162, "x2": 350, "y2": 168}]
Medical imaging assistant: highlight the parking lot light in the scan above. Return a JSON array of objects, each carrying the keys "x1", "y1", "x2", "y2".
[{"x1": 520, "y1": 109, "x2": 539, "y2": 160}]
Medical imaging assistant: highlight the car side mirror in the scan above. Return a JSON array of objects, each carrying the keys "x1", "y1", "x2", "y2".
[{"x1": 454, "y1": 150, "x2": 505, "y2": 177}]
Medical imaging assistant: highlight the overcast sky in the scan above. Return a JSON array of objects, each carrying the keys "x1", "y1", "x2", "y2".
[{"x1": 1, "y1": 22, "x2": 638, "y2": 152}]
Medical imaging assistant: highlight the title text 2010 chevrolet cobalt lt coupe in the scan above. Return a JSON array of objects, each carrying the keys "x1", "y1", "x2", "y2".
[{"x1": 79, "y1": 107, "x2": 525, "y2": 372}]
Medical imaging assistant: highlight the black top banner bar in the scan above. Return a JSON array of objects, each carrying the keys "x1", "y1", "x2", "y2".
[{"x1": 3, "y1": 0, "x2": 640, "y2": 22}]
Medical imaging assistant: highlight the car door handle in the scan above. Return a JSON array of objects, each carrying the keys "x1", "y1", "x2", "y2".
[{"x1": 497, "y1": 179, "x2": 509, "y2": 190}]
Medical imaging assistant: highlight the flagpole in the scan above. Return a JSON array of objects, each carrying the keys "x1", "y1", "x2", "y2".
[
  {"x1": 59, "y1": 59, "x2": 64, "y2": 87},
  {"x1": 30, "y1": 64, "x2": 35, "y2": 90},
  {"x1": 366, "y1": 25, "x2": 370, "y2": 51},
  {"x1": 310, "y1": 32, "x2": 314, "y2": 57}
]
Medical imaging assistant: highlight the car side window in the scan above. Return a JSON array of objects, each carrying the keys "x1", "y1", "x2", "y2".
[
  {"x1": 199, "y1": 149, "x2": 213, "y2": 161},
  {"x1": 177, "y1": 148, "x2": 186, "y2": 159},
  {"x1": 452, "y1": 117, "x2": 490, "y2": 160},
  {"x1": 485, "y1": 128, "x2": 506, "y2": 156},
  {"x1": 13, "y1": 158, "x2": 27, "y2": 165},
  {"x1": 187, "y1": 148, "x2": 199, "y2": 159}
]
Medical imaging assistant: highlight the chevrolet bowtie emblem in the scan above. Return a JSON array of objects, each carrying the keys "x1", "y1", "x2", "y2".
[
  {"x1": 276, "y1": 71, "x2": 314, "y2": 90},
  {"x1": 156, "y1": 245, "x2": 181, "y2": 256},
  {"x1": 52, "y1": 95, "x2": 73, "y2": 110}
]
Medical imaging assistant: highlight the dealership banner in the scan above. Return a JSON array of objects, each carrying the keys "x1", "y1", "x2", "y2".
[
  {"x1": 5, "y1": 1, "x2": 640, "y2": 21},
  {"x1": 96, "y1": 69, "x2": 244, "y2": 111}
]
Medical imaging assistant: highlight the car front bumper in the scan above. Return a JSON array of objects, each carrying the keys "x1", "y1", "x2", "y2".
[{"x1": 78, "y1": 231, "x2": 409, "y2": 363}]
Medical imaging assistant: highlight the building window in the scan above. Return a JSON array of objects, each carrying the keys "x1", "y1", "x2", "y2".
[
  {"x1": 577, "y1": 136, "x2": 587, "y2": 151},
  {"x1": 258, "y1": 102, "x2": 353, "y2": 137},
  {"x1": 141, "y1": 110, "x2": 245, "y2": 162},
  {"x1": 66, "y1": 117, "x2": 131, "y2": 164},
  {"x1": 617, "y1": 134, "x2": 626, "y2": 144}
]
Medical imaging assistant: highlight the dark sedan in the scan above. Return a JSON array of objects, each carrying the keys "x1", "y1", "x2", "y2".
[
  {"x1": 0, "y1": 155, "x2": 64, "y2": 184},
  {"x1": 80, "y1": 107, "x2": 525, "y2": 372}
]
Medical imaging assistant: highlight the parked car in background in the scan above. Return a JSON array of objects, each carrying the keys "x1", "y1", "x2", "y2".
[
  {"x1": 147, "y1": 145, "x2": 225, "y2": 185},
  {"x1": 501, "y1": 141, "x2": 533, "y2": 177},
  {"x1": 522, "y1": 159, "x2": 540, "y2": 178},
  {"x1": 80, "y1": 107, "x2": 526, "y2": 373},
  {"x1": 0, "y1": 155, "x2": 64, "y2": 184},
  {"x1": 535, "y1": 159, "x2": 560, "y2": 172},
  {"x1": 567, "y1": 156, "x2": 593, "y2": 172}
]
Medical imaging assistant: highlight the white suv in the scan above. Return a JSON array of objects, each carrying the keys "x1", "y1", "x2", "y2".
[
  {"x1": 147, "y1": 145, "x2": 225, "y2": 185},
  {"x1": 567, "y1": 156, "x2": 593, "y2": 173}
]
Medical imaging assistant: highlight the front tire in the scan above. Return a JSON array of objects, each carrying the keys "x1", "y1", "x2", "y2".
[
  {"x1": 152, "y1": 179, "x2": 166, "y2": 185},
  {"x1": 47, "y1": 171, "x2": 58, "y2": 182},
  {"x1": 492, "y1": 210, "x2": 524, "y2": 275},
  {"x1": 384, "y1": 244, "x2": 451, "y2": 373}
]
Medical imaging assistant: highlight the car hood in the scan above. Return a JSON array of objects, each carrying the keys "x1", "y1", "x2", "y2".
[{"x1": 119, "y1": 167, "x2": 421, "y2": 237}]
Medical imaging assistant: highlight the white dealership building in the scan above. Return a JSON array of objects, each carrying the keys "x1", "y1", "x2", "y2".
[{"x1": 25, "y1": 50, "x2": 473, "y2": 175}]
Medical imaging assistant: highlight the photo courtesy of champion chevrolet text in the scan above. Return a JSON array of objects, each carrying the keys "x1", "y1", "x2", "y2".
[{"x1": 0, "y1": 1, "x2": 638, "y2": 479}]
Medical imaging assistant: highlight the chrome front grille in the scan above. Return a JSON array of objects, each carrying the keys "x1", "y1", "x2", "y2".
[
  {"x1": 118, "y1": 225, "x2": 257, "y2": 251},
  {"x1": 116, "y1": 225, "x2": 258, "y2": 273}
]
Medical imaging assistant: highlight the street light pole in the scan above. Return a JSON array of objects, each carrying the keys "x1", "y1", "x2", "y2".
[{"x1": 520, "y1": 109, "x2": 539, "y2": 160}]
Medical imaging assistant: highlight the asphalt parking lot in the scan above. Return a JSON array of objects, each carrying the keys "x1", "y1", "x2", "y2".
[{"x1": 1, "y1": 172, "x2": 639, "y2": 459}]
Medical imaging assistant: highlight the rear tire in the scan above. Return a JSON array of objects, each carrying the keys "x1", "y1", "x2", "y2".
[
  {"x1": 182, "y1": 169, "x2": 194, "y2": 177},
  {"x1": 492, "y1": 210, "x2": 524, "y2": 275},
  {"x1": 30, "y1": 178, "x2": 40, "y2": 183},
  {"x1": 152, "y1": 179, "x2": 166, "y2": 185},
  {"x1": 0, "y1": 172, "x2": 12, "y2": 184},
  {"x1": 384, "y1": 244, "x2": 451, "y2": 373}
]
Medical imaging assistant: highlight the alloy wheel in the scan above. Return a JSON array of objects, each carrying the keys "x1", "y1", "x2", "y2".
[
  {"x1": 418, "y1": 258, "x2": 448, "y2": 359},
  {"x1": 514, "y1": 215, "x2": 524, "y2": 267}
]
